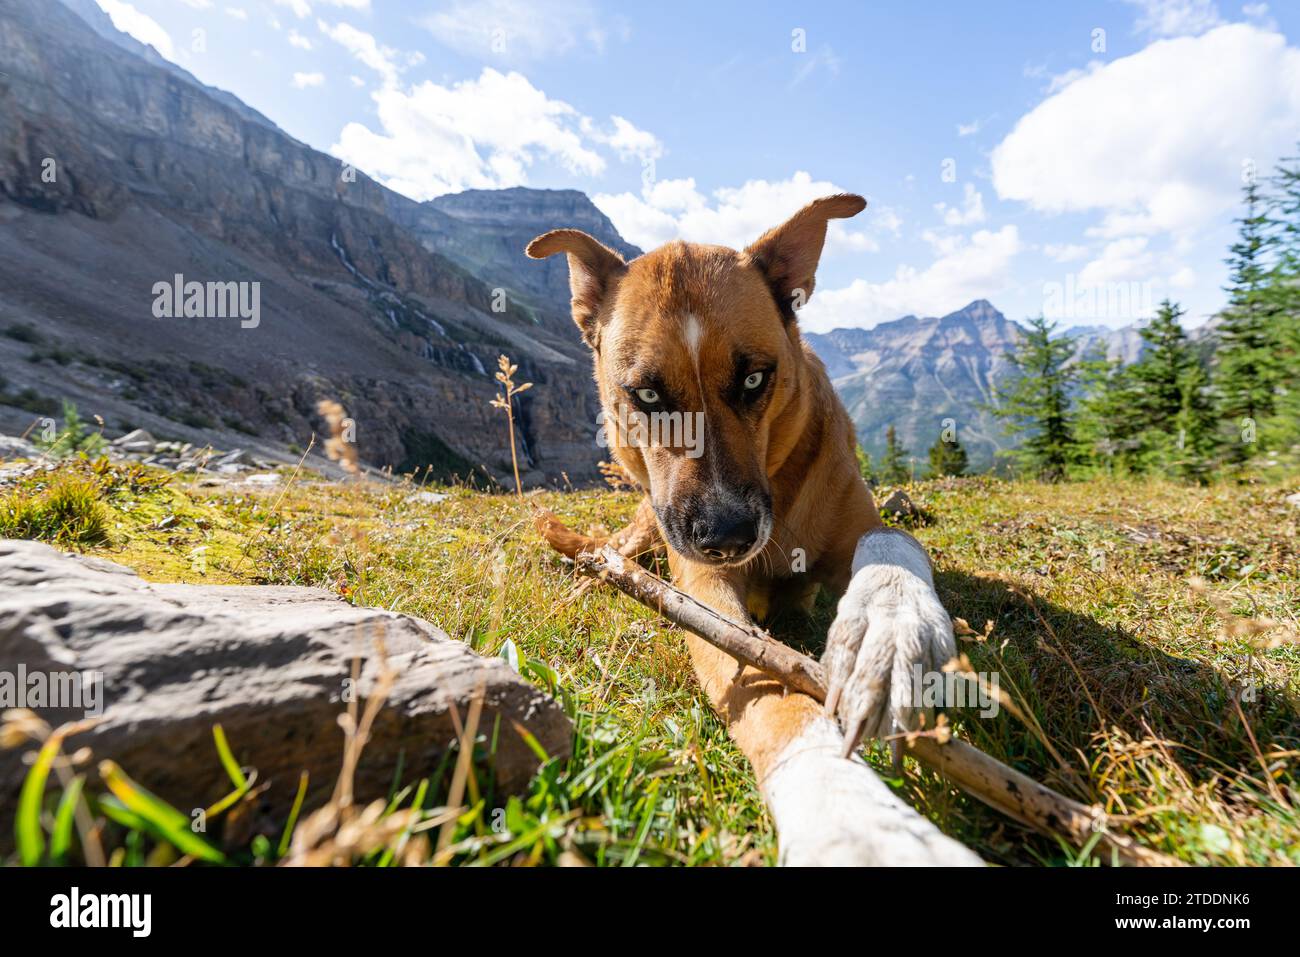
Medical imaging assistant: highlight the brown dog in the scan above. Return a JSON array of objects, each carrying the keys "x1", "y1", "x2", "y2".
[{"x1": 528, "y1": 196, "x2": 971, "y2": 864}]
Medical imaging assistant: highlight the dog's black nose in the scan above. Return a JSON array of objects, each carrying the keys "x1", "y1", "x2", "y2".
[{"x1": 692, "y1": 512, "x2": 758, "y2": 561}]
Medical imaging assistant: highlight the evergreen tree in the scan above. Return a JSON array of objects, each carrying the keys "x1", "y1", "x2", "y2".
[
  {"x1": 1172, "y1": 358, "x2": 1219, "y2": 483},
  {"x1": 991, "y1": 316, "x2": 1079, "y2": 481},
  {"x1": 927, "y1": 431, "x2": 969, "y2": 477},
  {"x1": 1073, "y1": 346, "x2": 1146, "y2": 475},
  {"x1": 880, "y1": 425, "x2": 911, "y2": 484},
  {"x1": 855, "y1": 444, "x2": 875, "y2": 485},
  {"x1": 1261, "y1": 149, "x2": 1300, "y2": 455},
  {"x1": 1215, "y1": 180, "x2": 1282, "y2": 460},
  {"x1": 1132, "y1": 300, "x2": 1194, "y2": 424},
  {"x1": 1131, "y1": 299, "x2": 1220, "y2": 473}
]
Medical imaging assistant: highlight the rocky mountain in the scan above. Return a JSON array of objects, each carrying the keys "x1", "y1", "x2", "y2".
[
  {"x1": 806, "y1": 301, "x2": 1023, "y2": 472},
  {"x1": 1060, "y1": 324, "x2": 1146, "y2": 366},
  {"x1": 806, "y1": 303, "x2": 1183, "y2": 472},
  {"x1": 54, "y1": 0, "x2": 283, "y2": 135},
  {"x1": 389, "y1": 187, "x2": 641, "y2": 317},
  {"x1": 0, "y1": 0, "x2": 630, "y2": 485}
]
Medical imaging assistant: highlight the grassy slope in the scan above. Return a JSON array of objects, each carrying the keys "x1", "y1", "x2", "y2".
[{"x1": 4, "y1": 459, "x2": 1298, "y2": 865}]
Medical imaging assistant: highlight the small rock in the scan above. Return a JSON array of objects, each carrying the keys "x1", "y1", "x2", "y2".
[
  {"x1": 879, "y1": 489, "x2": 918, "y2": 519},
  {"x1": 242, "y1": 472, "x2": 281, "y2": 486},
  {"x1": 215, "y1": 448, "x2": 250, "y2": 467},
  {"x1": 1286, "y1": 492, "x2": 1300, "y2": 510},
  {"x1": 409, "y1": 491, "x2": 448, "y2": 505},
  {"x1": 110, "y1": 428, "x2": 156, "y2": 453}
]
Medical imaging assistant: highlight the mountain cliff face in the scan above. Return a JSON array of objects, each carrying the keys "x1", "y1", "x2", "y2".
[
  {"x1": 805, "y1": 300, "x2": 1022, "y2": 472},
  {"x1": 387, "y1": 187, "x2": 641, "y2": 345},
  {"x1": 54, "y1": 0, "x2": 283, "y2": 135},
  {"x1": 0, "y1": 0, "x2": 619, "y2": 484}
]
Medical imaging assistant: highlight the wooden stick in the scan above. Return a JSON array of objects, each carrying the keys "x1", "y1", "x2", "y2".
[{"x1": 562, "y1": 539, "x2": 1177, "y2": 867}]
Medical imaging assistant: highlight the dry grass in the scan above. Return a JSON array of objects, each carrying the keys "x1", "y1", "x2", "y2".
[{"x1": 2, "y1": 457, "x2": 1297, "y2": 865}]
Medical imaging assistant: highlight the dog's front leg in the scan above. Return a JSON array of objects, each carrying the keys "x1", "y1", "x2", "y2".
[
  {"x1": 671, "y1": 557, "x2": 978, "y2": 866},
  {"x1": 823, "y1": 528, "x2": 959, "y2": 753}
]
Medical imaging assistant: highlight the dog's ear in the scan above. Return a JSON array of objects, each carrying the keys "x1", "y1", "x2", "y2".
[
  {"x1": 744, "y1": 194, "x2": 866, "y2": 322},
  {"x1": 526, "y1": 229, "x2": 626, "y2": 347}
]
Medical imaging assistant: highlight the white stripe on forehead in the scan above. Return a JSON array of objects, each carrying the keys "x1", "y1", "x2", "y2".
[
  {"x1": 678, "y1": 311, "x2": 710, "y2": 440},
  {"x1": 681, "y1": 313, "x2": 703, "y2": 368}
]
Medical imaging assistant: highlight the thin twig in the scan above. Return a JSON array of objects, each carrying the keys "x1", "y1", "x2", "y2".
[{"x1": 543, "y1": 525, "x2": 1178, "y2": 867}]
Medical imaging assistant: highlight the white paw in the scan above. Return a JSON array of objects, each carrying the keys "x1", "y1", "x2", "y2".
[{"x1": 822, "y1": 530, "x2": 957, "y2": 750}]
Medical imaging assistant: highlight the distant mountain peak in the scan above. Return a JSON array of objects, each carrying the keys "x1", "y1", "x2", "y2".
[{"x1": 943, "y1": 299, "x2": 1005, "y2": 323}]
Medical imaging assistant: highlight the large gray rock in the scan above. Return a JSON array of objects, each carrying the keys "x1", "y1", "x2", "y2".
[{"x1": 0, "y1": 539, "x2": 570, "y2": 840}]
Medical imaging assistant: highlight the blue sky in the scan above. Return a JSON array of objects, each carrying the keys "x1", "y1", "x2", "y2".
[{"x1": 94, "y1": 0, "x2": 1300, "y2": 331}]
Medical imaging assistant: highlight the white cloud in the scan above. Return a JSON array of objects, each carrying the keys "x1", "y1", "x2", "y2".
[
  {"x1": 935, "y1": 183, "x2": 986, "y2": 226},
  {"x1": 586, "y1": 115, "x2": 662, "y2": 164},
  {"x1": 992, "y1": 24, "x2": 1300, "y2": 242},
  {"x1": 181, "y1": 0, "x2": 213, "y2": 9},
  {"x1": 275, "y1": 0, "x2": 370, "y2": 19},
  {"x1": 956, "y1": 119, "x2": 981, "y2": 137},
  {"x1": 349, "y1": 75, "x2": 366, "y2": 87},
  {"x1": 1043, "y1": 242, "x2": 1089, "y2": 263},
  {"x1": 800, "y1": 226, "x2": 1023, "y2": 331},
  {"x1": 318, "y1": 20, "x2": 405, "y2": 86},
  {"x1": 1078, "y1": 236, "x2": 1155, "y2": 284},
  {"x1": 1044, "y1": 61, "x2": 1103, "y2": 94},
  {"x1": 594, "y1": 171, "x2": 881, "y2": 255},
  {"x1": 421, "y1": 0, "x2": 619, "y2": 60},
  {"x1": 1242, "y1": 3, "x2": 1277, "y2": 30},
  {"x1": 1122, "y1": 0, "x2": 1223, "y2": 37},
  {"x1": 288, "y1": 30, "x2": 312, "y2": 49},
  {"x1": 292, "y1": 71, "x2": 325, "y2": 88},
  {"x1": 225, "y1": 7, "x2": 249, "y2": 20},
  {"x1": 330, "y1": 68, "x2": 616, "y2": 200},
  {"x1": 96, "y1": 1, "x2": 175, "y2": 61}
]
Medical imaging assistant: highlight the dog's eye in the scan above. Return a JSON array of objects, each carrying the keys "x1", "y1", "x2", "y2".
[
  {"x1": 743, "y1": 371, "x2": 765, "y2": 391},
  {"x1": 635, "y1": 388, "x2": 661, "y2": 405}
]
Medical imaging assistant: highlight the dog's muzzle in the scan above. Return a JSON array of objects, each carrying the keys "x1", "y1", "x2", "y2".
[{"x1": 657, "y1": 488, "x2": 772, "y2": 566}]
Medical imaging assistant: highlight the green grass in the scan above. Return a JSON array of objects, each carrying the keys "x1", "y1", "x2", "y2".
[
  {"x1": 2, "y1": 458, "x2": 1297, "y2": 866},
  {"x1": 0, "y1": 471, "x2": 111, "y2": 547}
]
